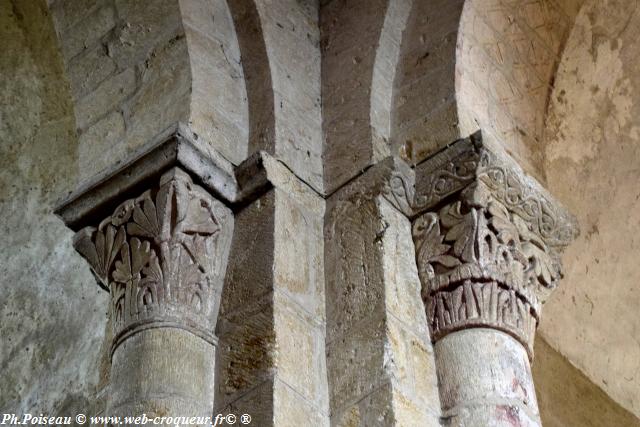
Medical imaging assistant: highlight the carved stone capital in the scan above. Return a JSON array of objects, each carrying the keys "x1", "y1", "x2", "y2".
[
  {"x1": 71, "y1": 168, "x2": 233, "y2": 355},
  {"x1": 410, "y1": 133, "x2": 579, "y2": 357}
]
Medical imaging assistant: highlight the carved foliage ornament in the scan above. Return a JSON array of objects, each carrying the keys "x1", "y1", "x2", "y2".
[
  {"x1": 409, "y1": 137, "x2": 578, "y2": 357},
  {"x1": 73, "y1": 169, "x2": 233, "y2": 354},
  {"x1": 412, "y1": 194, "x2": 559, "y2": 356}
]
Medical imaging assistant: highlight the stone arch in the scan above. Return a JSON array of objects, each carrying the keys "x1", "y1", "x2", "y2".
[
  {"x1": 47, "y1": 0, "x2": 251, "y2": 180},
  {"x1": 390, "y1": 0, "x2": 466, "y2": 165},
  {"x1": 536, "y1": 0, "x2": 640, "y2": 417},
  {"x1": 323, "y1": 0, "x2": 466, "y2": 190},
  {"x1": 249, "y1": 1, "x2": 323, "y2": 192},
  {"x1": 226, "y1": 0, "x2": 275, "y2": 157},
  {"x1": 322, "y1": 0, "x2": 416, "y2": 193},
  {"x1": 455, "y1": 0, "x2": 584, "y2": 180}
]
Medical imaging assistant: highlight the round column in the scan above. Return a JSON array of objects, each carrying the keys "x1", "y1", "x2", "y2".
[
  {"x1": 436, "y1": 329, "x2": 540, "y2": 426},
  {"x1": 71, "y1": 169, "x2": 234, "y2": 425},
  {"x1": 411, "y1": 142, "x2": 579, "y2": 427}
]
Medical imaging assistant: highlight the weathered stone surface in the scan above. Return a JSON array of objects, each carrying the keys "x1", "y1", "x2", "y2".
[
  {"x1": 325, "y1": 197, "x2": 385, "y2": 340},
  {"x1": 66, "y1": 44, "x2": 117, "y2": 101},
  {"x1": 539, "y1": 0, "x2": 640, "y2": 416},
  {"x1": 534, "y1": 337, "x2": 640, "y2": 427},
  {"x1": 436, "y1": 329, "x2": 540, "y2": 426},
  {"x1": 184, "y1": 17, "x2": 248, "y2": 165},
  {"x1": 327, "y1": 315, "x2": 387, "y2": 412},
  {"x1": 109, "y1": 0, "x2": 183, "y2": 70},
  {"x1": 390, "y1": 0, "x2": 464, "y2": 165},
  {"x1": 409, "y1": 134, "x2": 578, "y2": 357},
  {"x1": 274, "y1": 188, "x2": 325, "y2": 320},
  {"x1": 71, "y1": 168, "x2": 234, "y2": 353},
  {"x1": 325, "y1": 179, "x2": 440, "y2": 425},
  {"x1": 123, "y1": 36, "x2": 191, "y2": 155},
  {"x1": 216, "y1": 168, "x2": 329, "y2": 426},
  {"x1": 78, "y1": 111, "x2": 125, "y2": 179},
  {"x1": 75, "y1": 68, "x2": 136, "y2": 131},
  {"x1": 254, "y1": 0, "x2": 323, "y2": 192},
  {"x1": 0, "y1": 0, "x2": 108, "y2": 416},
  {"x1": 274, "y1": 291, "x2": 327, "y2": 410},
  {"x1": 109, "y1": 328, "x2": 216, "y2": 419},
  {"x1": 56, "y1": 3, "x2": 115, "y2": 59}
]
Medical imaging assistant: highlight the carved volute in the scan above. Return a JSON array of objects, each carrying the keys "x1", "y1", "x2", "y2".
[
  {"x1": 72, "y1": 168, "x2": 234, "y2": 355},
  {"x1": 406, "y1": 135, "x2": 578, "y2": 358}
]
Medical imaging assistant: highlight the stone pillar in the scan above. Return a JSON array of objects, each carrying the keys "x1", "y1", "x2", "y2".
[
  {"x1": 55, "y1": 130, "x2": 236, "y2": 424},
  {"x1": 325, "y1": 158, "x2": 441, "y2": 426},
  {"x1": 214, "y1": 154, "x2": 330, "y2": 426},
  {"x1": 404, "y1": 133, "x2": 579, "y2": 426}
]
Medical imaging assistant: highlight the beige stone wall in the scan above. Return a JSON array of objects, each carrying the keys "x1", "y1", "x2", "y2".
[
  {"x1": 49, "y1": 0, "x2": 251, "y2": 181},
  {"x1": 0, "y1": 0, "x2": 108, "y2": 415},
  {"x1": 539, "y1": 0, "x2": 640, "y2": 417},
  {"x1": 534, "y1": 337, "x2": 640, "y2": 426},
  {"x1": 2, "y1": 0, "x2": 640, "y2": 424},
  {"x1": 456, "y1": 0, "x2": 584, "y2": 180}
]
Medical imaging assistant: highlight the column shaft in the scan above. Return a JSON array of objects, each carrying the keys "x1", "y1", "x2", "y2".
[
  {"x1": 109, "y1": 329, "x2": 215, "y2": 418},
  {"x1": 68, "y1": 168, "x2": 234, "y2": 424},
  {"x1": 436, "y1": 329, "x2": 539, "y2": 426},
  {"x1": 406, "y1": 133, "x2": 579, "y2": 427}
]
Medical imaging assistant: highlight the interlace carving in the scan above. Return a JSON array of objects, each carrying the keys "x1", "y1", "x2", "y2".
[
  {"x1": 411, "y1": 136, "x2": 578, "y2": 357},
  {"x1": 73, "y1": 168, "x2": 233, "y2": 354}
]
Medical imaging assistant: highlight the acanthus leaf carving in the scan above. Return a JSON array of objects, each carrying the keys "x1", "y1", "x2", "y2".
[
  {"x1": 72, "y1": 168, "x2": 233, "y2": 355},
  {"x1": 410, "y1": 135, "x2": 578, "y2": 359}
]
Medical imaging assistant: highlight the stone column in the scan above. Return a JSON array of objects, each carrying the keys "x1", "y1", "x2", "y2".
[
  {"x1": 404, "y1": 133, "x2": 579, "y2": 426},
  {"x1": 55, "y1": 130, "x2": 235, "y2": 424}
]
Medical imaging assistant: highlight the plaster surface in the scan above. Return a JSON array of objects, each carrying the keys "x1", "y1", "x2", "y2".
[
  {"x1": 0, "y1": 0, "x2": 108, "y2": 415},
  {"x1": 539, "y1": 0, "x2": 640, "y2": 417}
]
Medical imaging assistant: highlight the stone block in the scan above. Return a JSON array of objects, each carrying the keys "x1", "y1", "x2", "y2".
[
  {"x1": 109, "y1": 0, "x2": 183, "y2": 70},
  {"x1": 386, "y1": 316, "x2": 440, "y2": 416},
  {"x1": 75, "y1": 68, "x2": 135, "y2": 131},
  {"x1": 219, "y1": 192, "x2": 275, "y2": 318},
  {"x1": 58, "y1": 3, "x2": 115, "y2": 59},
  {"x1": 186, "y1": 25, "x2": 246, "y2": 128},
  {"x1": 320, "y1": 0, "x2": 386, "y2": 58},
  {"x1": 327, "y1": 317, "x2": 387, "y2": 413},
  {"x1": 67, "y1": 44, "x2": 117, "y2": 101},
  {"x1": 179, "y1": 0, "x2": 240, "y2": 49},
  {"x1": 124, "y1": 36, "x2": 191, "y2": 153},
  {"x1": 274, "y1": 187, "x2": 325, "y2": 320},
  {"x1": 273, "y1": 291, "x2": 327, "y2": 411},
  {"x1": 392, "y1": 390, "x2": 441, "y2": 427},
  {"x1": 273, "y1": 377, "x2": 329, "y2": 427},
  {"x1": 185, "y1": 25, "x2": 249, "y2": 164},
  {"x1": 273, "y1": 92, "x2": 323, "y2": 192},
  {"x1": 189, "y1": 93, "x2": 248, "y2": 166},
  {"x1": 331, "y1": 382, "x2": 395, "y2": 427},
  {"x1": 325, "y1": 198, "x2": 385, "y2": 339},
  {"x1": 78, "y1": 111, "x2": 125, "y2": 180},
  {"x1": 216, "y1": 293, "x2": 276, "y2": 405},
  {"x1": 50, "y1": 0, "x2": 104, "y2": 31},
  {"x1": 396, "y1": 100, "x2": 460, "y2": 164},
  {"x1": 394, "y1": 72, "x2": 455, "y2": 131},
  {"x1": 378, "y1": 198, "x2": 429, "y2": 338},
  {"x1": 216, "y1": 378, "x2": 274, "y2": 426}
]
